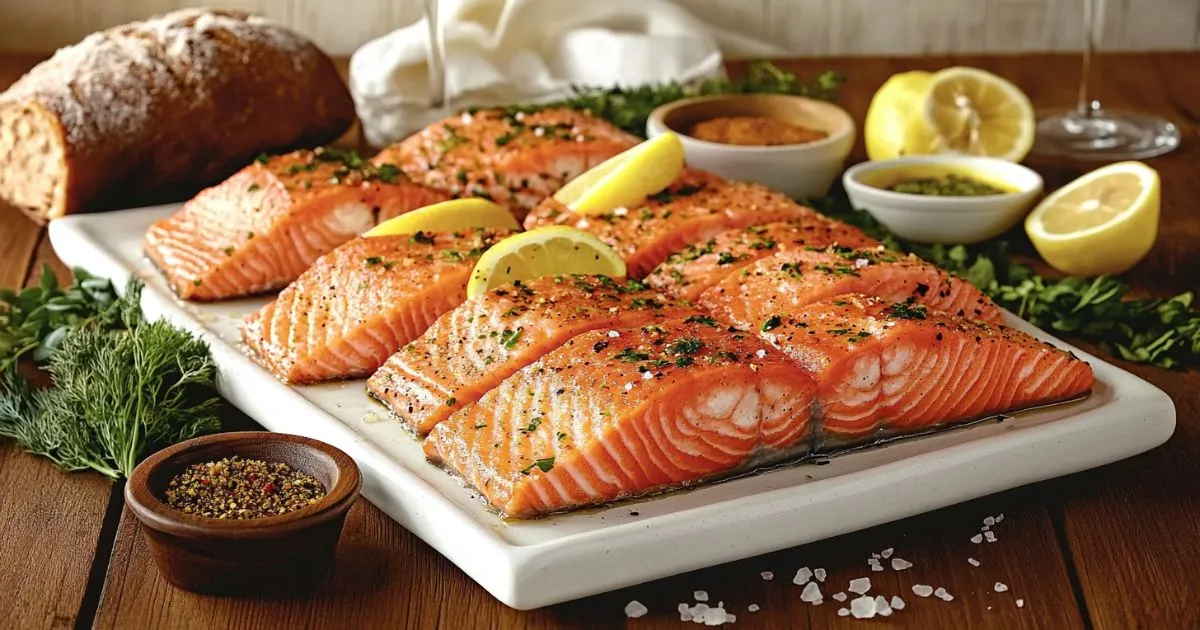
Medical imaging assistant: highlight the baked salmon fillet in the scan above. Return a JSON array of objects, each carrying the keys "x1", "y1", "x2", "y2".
[
  {"x1": 524, "y1": 169, "x2": 820, "y2": 277},
  {"x1": 701, "y1": 247, "x2": 1004, "y2": 329},
  {"x1": 368, "y1": 275, "x2": 699, "y2": 435},
  {"x1": 144, "y1": 147, "x2": 449, "y2": 301},
  {"x1": 242, "y1": 228, "x2": 511, "y2": 384},
  {"x1": 372, "y1": 107, "x2": 639, "y2": 220},
  {"x1": 754, "y1": 294, "x2": 1095, "y2": 438},
  {"x1": 645, "y1": 219, "x2": 881, "y2": 301},
  {"x1": 424, "y1": 319, "x2": 817, "y2": 518}
]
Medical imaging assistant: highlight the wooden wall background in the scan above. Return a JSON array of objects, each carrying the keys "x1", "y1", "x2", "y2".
[{"x1": 2, "y1": 0, "x2": 1199, "y2": 56}]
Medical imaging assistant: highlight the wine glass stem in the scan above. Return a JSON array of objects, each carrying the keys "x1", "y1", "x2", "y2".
[
  {"x1": 426, "y1": 0, "x2": 446, "y2": 110},
  {"x1": 1076, "y1": 0, "x2": 1103, "y2": 117}
]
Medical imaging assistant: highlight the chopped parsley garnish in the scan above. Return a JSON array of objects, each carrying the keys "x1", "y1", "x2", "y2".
[
  {"x1": 409, "y1": 231, "x2": 436, "y2": 245},
  {"x1": 886, "y1": 301, "x2": 929, "y2": 320},
  {"x1": 667, "y1": 337, "x2": 704, "y2": 355},
  {"x1": 630, "y1": 297, "x2": 664, "y2": 309},
  {"x1": 684, "y1": 314, "x2": 720, "y2": 327},
  {"x1": 437, "y1": 124, "x2": 469, "y2": 152},
  {"x1": 647, "y1": 183, "x2": 704, "y2": 204},
  {"x1": 761, "y1": 315, "x2": 783, "y2": 332},
  {"x1": 614, "y1": 347, "x2": 651, "y2": 362},
  {"x1": 749, "y1": 238, "x2": 777, "y2": 250},
  {"x1": 254, "y1": 153, "x2": 271, "y2": 164},
  {"x1": 445, "y1": 397, "x2": 457, "y2": 407},
  {"x1": 376, "y1": 163, "x2": 402, "y2": 184},
  {"x1": 717, "y1": 252, "x2": 743, "y2": 266},
  {"x1": 501, "y1": 327, "x2": 524, "y2": 349},
  {"x1": 520, "y1": 457, "x2": 556, "y2": 474},
  {"x1": 674, "y1": 356, "x2": 695, "y2": 367},
  {"x1": 520, "y1": 417, "x2": 543, "y2": 433},
  {"x1": 247, "y1": 183, "x2": 260, "y2": 192},
  {"x1": 780, "y1": 262, "x2": 804, "y2": 279}
]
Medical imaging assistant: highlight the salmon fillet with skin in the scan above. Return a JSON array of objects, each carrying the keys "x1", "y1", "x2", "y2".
[
  {"x1": 372, "y1": 107, "x2": 640, "y2": 220},
  {"x1": 646, "y1": 219, "x2": 882, "y2": 301},
  {"x1": 368, "y1": 274, "x2": 700, "y2": 435},
  {"x1": 755, "y1": 294, "x2": 1094, "y2": 438},
  {"x1": 144, "y1": 148, "x2": 450, "y2": 301},
  {"x1": 424, "y1": 319, "x2": 817, "y2": 519},
  {"x1": 700, "y1": 247, "x2": 1004, "y2": 331},
  {"x1": 242, "y1": 228, "x2": 511, "y2": 384},
  {"x1": 524, "y1": 169, "x2": 821, "y2": 278}
]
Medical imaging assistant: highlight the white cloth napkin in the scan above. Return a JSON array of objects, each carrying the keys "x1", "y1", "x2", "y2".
[{"x1": 349, "y1": 0, "x2": 785, "y2": 147}]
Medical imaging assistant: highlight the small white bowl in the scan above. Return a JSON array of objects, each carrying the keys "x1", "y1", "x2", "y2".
[
  {"x1": 646, "y1": 94, "x2": 856, "y2": 200},
  {"x1": 842, "y1": 156, "x2": 1044, "y2": 244}
]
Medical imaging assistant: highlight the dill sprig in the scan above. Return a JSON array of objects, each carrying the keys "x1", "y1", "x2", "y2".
[{"x1": 0, "y1": 274, "x2": 221, "y2": 479}]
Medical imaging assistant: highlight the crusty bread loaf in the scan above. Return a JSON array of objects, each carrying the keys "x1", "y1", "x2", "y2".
[{"x1": 0, "y1": 8, "x2": 356, "y2": 224}]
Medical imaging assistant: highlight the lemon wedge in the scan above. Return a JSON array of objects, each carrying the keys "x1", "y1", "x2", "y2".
[
  {"x1": 1025, "y1": 161, "x2": 1160, "y2": 277},
  {"x1": 466, "y1": 226, "x2": 626, "y2": 298},
  {"x1": 865, "y1": 67, "x2": 1035, "y2": 162},
  {"x1": 363, "y1": 198, "x2": 519, "y2": 237},
  {"x1": 552, "y1": 132, "x2": 685, "y2": 216}
]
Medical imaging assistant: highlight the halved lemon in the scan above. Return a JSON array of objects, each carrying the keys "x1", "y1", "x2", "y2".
[
  {"x1": 466, "y1": 226, "x2": 626, "y2": 298},
  {"x1": 865, "y1": 67, "x2": 1035, "y2": 162},
  {"x1": 1025, "y1": 161, "x2": 1160, "y2": 277},
  {"x1": 363, "y1": 198, "x2": 519, "y2": 237},
  {"x1": 552, "y1": 132, "x2": 685, "y2": 216}
]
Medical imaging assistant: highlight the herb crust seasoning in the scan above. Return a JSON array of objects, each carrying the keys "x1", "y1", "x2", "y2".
[
  {"x1": 699, "y1": 245, "x2": 1004, "y2": 334},
  {"x1": 888, "y1": 174, "x2": 1007, "y2": 197},
  {"x1": 422, "y1": 319, "x2": 817, "y2": 519},
  {"x1": 242, "y1": 227, "x2": 512, "y2": 384},
  {"x1": 524, "y1": 169, "x2": 822, "y2": 277},
  {"x1": 164, "y1": 456, "x2": 326, "y2": 519},
  {"x1": 367, "y1": 274, "x2": 699, "y2": 436},
  {"x1": 645, "y1": 219, "x2": 881, "y2": 301},
  {"x1": 372, "y1": 107, "x2": 640, "y2": 221}
]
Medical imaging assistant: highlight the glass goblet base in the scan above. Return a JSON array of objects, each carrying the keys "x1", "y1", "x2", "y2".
[{"x1": 1032, "y1": 108, "x2": 1181, "y2": 160}]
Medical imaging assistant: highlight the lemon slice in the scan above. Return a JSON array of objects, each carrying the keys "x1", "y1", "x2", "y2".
[
  {"x1": 552, "y1": 132, "x2": 685, "y2": 216},
  {"x1": 921, "y1": 67, "x2": 1035, "y2": 162},
  {"x1": 466, "y1": 226, "x2": 626, "y2": 298},
  {"x1": 364, "y1": 198, "x2": 519, "y2": 237},
  {"x1": 1025, "y1": 161, "x2": 1160, "y2": 277},
  {"x1": 864, "y1": 67, "x2": 1035, "y2": 162}
]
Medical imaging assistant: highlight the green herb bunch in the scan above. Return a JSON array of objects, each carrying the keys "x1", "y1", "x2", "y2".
[
  {"x1": 813, "y1": 195, "x2": 1200, "y2": 369},
  {"x1": 0, "y1": 271, "x2": 221, "y2": 479},
  {"x1": 496, "y1": 61, "x2": 844, "y2": 136}
]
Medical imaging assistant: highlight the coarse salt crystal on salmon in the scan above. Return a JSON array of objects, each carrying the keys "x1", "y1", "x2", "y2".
[
  {"x1": 423, "y1": 319, "x2": 817, "y2": 518},
  {"x1": 754, "y1": 294, "x2": 1094, "y2": 438},
  {"x1": 241, "y1": 228, "x2": 511, "y2": 384},
  {"x1": 700, "y1": 246, "x2": 1004, "y2": 329},
  {"x1": 368, "y1": 275, "x2": 700, "y2": 435},
  {"x1": 646, "y1": 219, "x2": 881, "y2": 301},
  {"x1": 523, "y1": 169, "x2": 821, "y2": 278},
  {"x1": 372, "y1": 107, "x2": 640, "y2": 221},
  {"x1": 144, "y1": 148, "x2": 449, "y2": 301}
]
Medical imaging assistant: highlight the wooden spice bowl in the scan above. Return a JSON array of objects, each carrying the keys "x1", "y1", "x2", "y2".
[{"x1": 125, "y1": 431, "x2": 362, "y2": 596}]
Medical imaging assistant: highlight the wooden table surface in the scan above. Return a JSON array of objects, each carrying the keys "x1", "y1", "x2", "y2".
[{"x1": 2, "y1": 51, "x2": 1198, "y2": 630}]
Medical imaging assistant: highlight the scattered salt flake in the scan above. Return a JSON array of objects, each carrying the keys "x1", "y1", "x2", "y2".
[
  {"x1": 934, "y1": 587, "x2": 954, "y2": 602},
  {"x1": 793, "y1": 567, "x2": 813, "y2": 585},
  {"x1": 871, "y1": 552, "x2": 881, "y2": 559},
  {"x1": 848, "y1": 577, "x2": 871, "y2": 594},
  {"x1": 855, "y1": 258, "x2": 870, "y2": 269},
  {"x1": 624, "y1": 382, "x2": 634, "y2": 391},
  {"x1": 832, "y1": 592, "x2": 847, "y2": 602},
  {"x1": 996, "y1": 513, "x2": 1005, "y2": 523},
  {"x1": 607, "y1": 330, "x2": 620, "y2": 337},
  {"x1": 612, "y1": 207, "x2": 629, "y2": 217},
  {"x1": 891, "y1": 596, "x2": 906, "y2": 610},
  {"x1": 514, "y1": 111, "x2": 526, "y2": 121},
  {"x1": 694, "y1": 590, "x2": 709, "y2": 601},
  {"x1": 968, "y1": 558, "x2": 981, "y2": 567},
  {"x1": 891, "y1": 558, "x2": 913, "y2": 571},
  {"x1": 881, "y1": 547, "x2": 894, "y2": 559},
  {"x1": 970, "y1": 533, "x2": 984, "y2": 544},
  {"x1": 641, "y1": 371, "x2": 654, "y2": 381},
  {"x1": 850, "y1": 595, "x2": 877, "y2": 619},
  {"x1": 747, "y1": 604, "x2": 760, "y2": 613},
  {"x1": 875, "y1": 595, "x2": 893, "y2": 616},
  {"x1": 837, "y1": 608, "x2": 850, "y2": 617},
  {"x1": 912, "y1": 584, "x2": 934, "y2": 598},
  {"x1": 984, "y1": 531, "x2": 998, "y2": 543},
  {"x1": 800, "y1": 581, "x2": 823, "y2": 603},
  {"x1": 814, "y1": 568, "x2": 827, "y2": 582},
  {"x1": 871, "y1": 564, "x2": 885, "y2": 572},
  {"x1": 755, "y1": 348, "x2": 767, "y2": 359},
  {"x1": 994, "y1": 582, "x2": 1009, "y2": 593},
  {"x1": 625, "y1": 600, "x2": 648, "y2": 618},
  {"x1": 460, "y1": 112, "x2": 473, "y2": 124},
  {"x1": 984, "y1": 515, "x2": 996, "y2": 526},
  {"x1": 1016, "y1": 598, "x2": 1025, "y2": 608},
  {"x1": 760, "y1": 571, "x2": 774, "y2": 581}
]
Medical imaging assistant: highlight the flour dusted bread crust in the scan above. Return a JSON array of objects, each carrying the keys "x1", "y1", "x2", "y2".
[{"x1": 0, "y1": 8, "x2": 356, "y2": 223}]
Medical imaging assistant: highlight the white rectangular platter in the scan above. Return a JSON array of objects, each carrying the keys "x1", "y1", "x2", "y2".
[{"x1": 48, "y1": 204, "x2": 1177, "y2": 610}]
